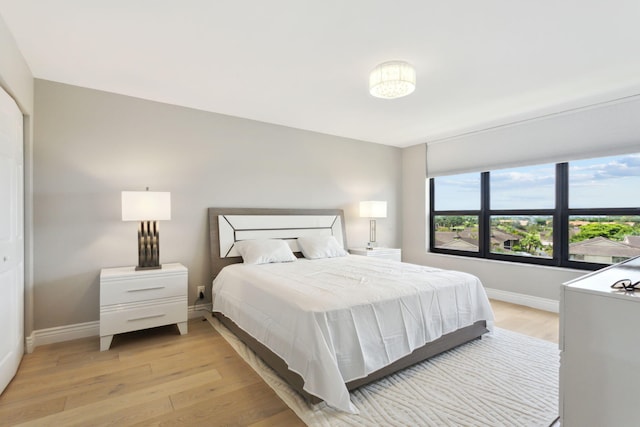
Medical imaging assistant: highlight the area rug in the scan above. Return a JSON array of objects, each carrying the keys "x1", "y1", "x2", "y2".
[{"x1": 204, "y1": 313, "x2": 559, "y2": 427}]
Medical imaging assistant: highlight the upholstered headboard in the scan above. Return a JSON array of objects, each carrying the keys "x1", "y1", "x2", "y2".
[{"x1": 208, "y1": 208, "x2": 347, "y2": 279}]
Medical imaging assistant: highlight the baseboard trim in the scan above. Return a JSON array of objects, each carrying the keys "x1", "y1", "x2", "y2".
[
  {"x1": 25, "y1": 303, "x2": 214, "y2": 352},
  {"x1": 27, "y1": 321, "x2": 99, "y2": 352},
  {"x1": 486, "y1": 288, "x2": 559, "y2": 313},
  {"x1": 189, "y1": 302, "x2": 212, "y2": 319}
]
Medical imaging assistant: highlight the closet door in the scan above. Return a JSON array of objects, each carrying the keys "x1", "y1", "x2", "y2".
[{"x1": 0, "y1": 86, "x2": 24, "y2": 395}]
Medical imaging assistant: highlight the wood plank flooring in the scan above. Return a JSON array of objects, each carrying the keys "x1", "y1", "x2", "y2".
[
  {"x1": 491, "y1": 299, "x2": 559, "y2": 343},
  {"x1": 0, "y1": 300, "x2": 559, "y2": 426}
]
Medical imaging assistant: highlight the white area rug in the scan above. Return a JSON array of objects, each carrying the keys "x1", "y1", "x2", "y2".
[{"x1": 205, "y1": 313, "x2": 559, "y2": 427}]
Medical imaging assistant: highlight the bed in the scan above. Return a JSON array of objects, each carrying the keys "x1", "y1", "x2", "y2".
[{"x1": 208, "y1": 208, "x2": 494, "y2": 413}]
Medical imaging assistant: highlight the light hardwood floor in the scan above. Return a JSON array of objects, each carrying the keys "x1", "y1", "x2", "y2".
[{"x1": 0, "y1": 300, "x2": 559, "y2": 426}]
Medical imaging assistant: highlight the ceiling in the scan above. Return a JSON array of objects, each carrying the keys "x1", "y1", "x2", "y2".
[{"x1": 1, "y1": 0, "x2": 639, "y2": 147}]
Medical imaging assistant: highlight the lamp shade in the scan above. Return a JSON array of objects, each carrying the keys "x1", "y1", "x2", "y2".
[
  {"x1": 122, "y1": 191, "x2": 171, "y2": 221},
  {"x1": 369, "y1": 61, "x2": 416, "y2": 99},
  {"x1": 360, "y1": 201, "x2": 387, "y2": 218}
]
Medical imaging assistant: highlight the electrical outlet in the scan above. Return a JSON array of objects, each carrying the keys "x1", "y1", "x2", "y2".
[{"x1": 197, "y1": 286, "x2": 205, "y2": 300}]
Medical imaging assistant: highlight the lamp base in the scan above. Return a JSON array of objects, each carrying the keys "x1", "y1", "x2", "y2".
[
  {"x1": 136, "y1": 220, "x2": 161, "y2": 270},
  {"x1": 367, "y1": 219, "x2": 377, "y2": 250}
]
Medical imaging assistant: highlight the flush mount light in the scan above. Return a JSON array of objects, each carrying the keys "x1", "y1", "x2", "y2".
[{"x1": 369, "y1": 60, "x2": 416, "y2": 99}]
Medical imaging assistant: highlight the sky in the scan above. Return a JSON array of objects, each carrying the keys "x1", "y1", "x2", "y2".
[
  {"x1": 569, "y1": 153, "x2": 640, "y2": 208},
  {"x1": 433, "y1": 153, "x2": 640, "y2": 210}
]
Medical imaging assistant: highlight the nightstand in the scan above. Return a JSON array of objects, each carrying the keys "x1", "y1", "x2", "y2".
[
  {"x1": 560, "y1": 257, "x2": 640, "y2": 426},
  {"x1": 99, "y1": 263, "x2": 188, "y2": 351},
  {"x1": 349, "y1": 247, "x2": 402, "y2": 261}
]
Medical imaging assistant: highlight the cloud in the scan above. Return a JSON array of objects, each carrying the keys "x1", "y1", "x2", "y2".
[
  {"x1": 490, "y1": 167, "x2": 555, "y2": 189},
  {"x1": 570, "y1": 154, "x2": 640, "y2": 182},
  {"x1": 435, "y1": 174, "x2": 480, "y2": 193}
]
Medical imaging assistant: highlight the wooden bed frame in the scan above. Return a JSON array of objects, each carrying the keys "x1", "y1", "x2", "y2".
[{"x1": 208, "y1": 207, "x2": 488, "y2": 404}]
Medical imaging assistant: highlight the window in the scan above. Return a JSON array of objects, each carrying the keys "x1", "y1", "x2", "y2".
[
  {"x1": 567, "y1": 153, "x2": 640, "y2": 267},
  {"x1": 433, "y1": 172, "x2": 480, "y2": 210},
  {"x1": 430, "y1": 153, "x2": 640, "y2": 270},
  {"x1": 433, "y1": 215, "x2": 479, "y2": 252},
  {"x1": 432, "y1": 173, "x2": 480, "y2": 253},
  {"x1": 489, "y1": 163, "x2": 555, "y2": 261},
  {"x1": 490, "y1": 215, "x2": 553, "y2": 258}
]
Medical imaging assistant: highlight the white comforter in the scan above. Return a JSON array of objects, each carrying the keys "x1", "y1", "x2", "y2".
[{"x1": 211, "y1": 255, "x2": 494, "y2": 413}]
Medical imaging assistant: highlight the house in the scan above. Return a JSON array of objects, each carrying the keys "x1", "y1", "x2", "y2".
[
  {"x1": 570, "y1": 236, "x2": 640, "y2": 264},
  {"x1": 434, "y1": 228, "x2": 521, "y2": 252},
  {"x1": 435, "y1": 230, "x2": 479, "y2": 251},
  {"x1": 490, "y1": 229, "x2": 521, "y2": 252},
  {"x1": 1, "y1": 2, "x2": 640, "y2": 423},
  {"x1": 624, "y1": 235, "x2": 640, "y2": 249}
]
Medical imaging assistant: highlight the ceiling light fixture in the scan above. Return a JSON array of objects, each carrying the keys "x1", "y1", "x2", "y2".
[{"x1": 369, "y1": 61, "x2": 416, "y2": 99}]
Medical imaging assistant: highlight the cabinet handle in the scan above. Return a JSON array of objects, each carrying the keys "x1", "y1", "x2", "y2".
[
  {"x1": 127, "y1": 313, "x2": 165, "y2": 322},
  {"x1": 126, "y1": 286, "x2": 165, "y2": 292}
]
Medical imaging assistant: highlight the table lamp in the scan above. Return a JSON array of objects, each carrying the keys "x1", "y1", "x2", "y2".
[
  {"x1": 121, "y1": 188, "x2": 171, "y2": 270},
  {"x1": 360, "y1": 201, "x2": 387, "y2": 249}
]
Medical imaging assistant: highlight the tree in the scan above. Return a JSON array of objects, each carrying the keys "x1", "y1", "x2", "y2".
[
  {"x1": 436, "y1": 216, "x2": 477, "y2": 230},
  {"x1": 535, "y1": 217, "x2": 548, "y2": 226},
  {"x1": 519, "y1": 233, "x2": 543, "y2": 254},
  {"x1": 570, "y1": 223, "x2": 634, "y2": 243}
]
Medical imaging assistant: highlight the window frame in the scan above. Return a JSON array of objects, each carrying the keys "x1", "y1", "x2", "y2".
[{"x1": 429, "y1": 161, "x2": 640, "y2": 271}]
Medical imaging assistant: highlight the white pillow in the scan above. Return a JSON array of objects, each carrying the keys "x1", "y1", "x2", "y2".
[
  {"x1": 297, "y1": 235, "x2": 347, "y2": 259},
  {"x1": 234, "y1": 239, "x2": 297, "y2": 265}
]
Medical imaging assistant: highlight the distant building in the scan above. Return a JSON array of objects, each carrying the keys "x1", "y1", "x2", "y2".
[
  {"x1": 624, "y1": 235, "x2": 640, "y2": 249},
  {"x1": 435, "y1": 228, "x2": 521, "y2": 253},
  {"x1": 569, "y1": 236, "x2": 640, "y2": 264},
  {"x1": 434, "y1": 231, "x2": 478, "y2": 252},
  {"x1": 490, "y1": 229, "x2": 520, "y2": 251}
]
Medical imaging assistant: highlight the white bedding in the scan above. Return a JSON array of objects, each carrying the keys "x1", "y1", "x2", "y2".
[{"x1": 211, "y1": 255, "x2": 494, "y2": 414}]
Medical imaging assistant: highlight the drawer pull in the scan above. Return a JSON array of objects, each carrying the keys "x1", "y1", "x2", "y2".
[
  {"x1": 126, "y1": 286, "x2": 165, "y2": 292},
  {"x1": 127, "y1": 313, "x2": 166, "y2": 322}
]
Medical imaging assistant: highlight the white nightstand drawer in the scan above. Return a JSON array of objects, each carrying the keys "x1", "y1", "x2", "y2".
[
  {"x1": 99, "y1": 263, "x2": 188, "y2": 351},
  {"x1": 100, "y1": 298, "x2": 187, "y2": 336},
  {"x1": 100, "y1": 274, "x2": 186, "y2": 305}
]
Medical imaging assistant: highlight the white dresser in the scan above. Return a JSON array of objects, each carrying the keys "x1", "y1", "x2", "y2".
[
  {"x1": 560, "y1": 257, "x2": 640, "y2": 427},
  {"x1": 349, "y1": 247, "x2": 402, "y2": 261},
  {"x1": 100, "y1": 263, "x2": 188, "y2": 351}
]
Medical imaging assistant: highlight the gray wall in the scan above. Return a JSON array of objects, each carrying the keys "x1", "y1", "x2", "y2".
[{"x1": 34, "y1": 79, "x2": 402, "y2": 330}]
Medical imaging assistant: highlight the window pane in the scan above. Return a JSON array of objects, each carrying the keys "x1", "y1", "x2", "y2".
[
  {"x1": 490, "y1": 215, "x2": 553, "y2": 258},
  {"x1": 569, "y1": 153, "x2": 640, "y2": 208},
  {"x1": 490, "y1": 164, "x2": 555, "y2": 209},
  {"x1": 433, "y1": 173, "x2": 480, "y2": 211},
  {"x1": 569, "y1": 215, "x2": 640, "y2": 264},
  {"x1": 433, "y1": 215, "x2": 479, "y2": 252}
]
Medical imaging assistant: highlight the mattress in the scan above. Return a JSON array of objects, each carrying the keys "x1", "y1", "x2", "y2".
[{"x1": 211, "y1": 255, "x2": 495, "y2": 413}]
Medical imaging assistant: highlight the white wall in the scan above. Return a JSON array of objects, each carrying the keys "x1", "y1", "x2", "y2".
[
  {"x1": 33, "y1": 79, "x2": 402, "y2": 330},
  {"x1": 402, "y1": 97, "x2": 640, "y2": 305}
]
